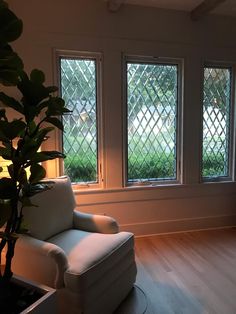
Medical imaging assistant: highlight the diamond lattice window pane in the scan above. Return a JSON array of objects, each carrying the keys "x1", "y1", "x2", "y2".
[
  {"x1": 126, "y1": 62, "x2": 178, "y2": 182},
  {"x1": 60, "y1": 58, "x2": 98, "y2": 183},
  {"x1": 202, "y1": 67, "x2": 231, "y2": 178}
]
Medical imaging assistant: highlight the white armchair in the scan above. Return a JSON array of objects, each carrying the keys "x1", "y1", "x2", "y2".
[{"x1": 12, "y1": 177, "x2": 137, "y2": 314}]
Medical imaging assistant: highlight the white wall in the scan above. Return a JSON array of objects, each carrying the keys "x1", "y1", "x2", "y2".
[{"x1": 7, "y1": 0, "x2": 236, "y2": 235}]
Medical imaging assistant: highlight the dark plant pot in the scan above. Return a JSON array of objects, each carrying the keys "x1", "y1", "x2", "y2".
[{"x1": 0, "y1": 274, "x2": 56, "y2": 314}]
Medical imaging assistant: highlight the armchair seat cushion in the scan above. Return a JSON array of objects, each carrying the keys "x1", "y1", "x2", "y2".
[{"x1": 48, "y1": 229, "x2": 135, "y2": 293}]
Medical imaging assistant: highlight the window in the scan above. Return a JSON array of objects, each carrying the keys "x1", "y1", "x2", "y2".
[
  {"x1": 202, "y1": 65, "x2": 233, "y2": 180},
  {"x1": 59, "y1": 52, "x2": 101, "y2": 184},
  {"x1": 125, "y1": 57, "x2": 182, "y2": 184}
]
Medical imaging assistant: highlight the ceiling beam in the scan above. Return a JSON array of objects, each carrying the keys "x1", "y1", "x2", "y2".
[
  {"x1": 107, "y1": 0, "x2": 125, "y2": 12},
  {"x1": 191, "y1": 0, "x2": 227, "y2": 21}
]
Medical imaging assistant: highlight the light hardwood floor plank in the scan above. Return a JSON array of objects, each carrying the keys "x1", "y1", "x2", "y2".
[{"x1": 135, "y1": 228, "x2": 236, "y2": 314}]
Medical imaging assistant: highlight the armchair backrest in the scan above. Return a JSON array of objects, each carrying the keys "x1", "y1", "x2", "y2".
[{"x1": 23, "y1": 176, "x2": 76, "y2": 241}]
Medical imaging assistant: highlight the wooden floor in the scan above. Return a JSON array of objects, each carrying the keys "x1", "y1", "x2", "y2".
[{"x1": 135, "y1": 228, "x2": 236, "y2": 314}]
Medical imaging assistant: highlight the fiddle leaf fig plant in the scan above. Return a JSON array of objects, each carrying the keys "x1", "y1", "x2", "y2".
[
  {"x1": 0, "y1": 0, "x2": 70, "y2": 293},
  {"x1": 0, "y1": 68, "x2": 70, "y2": 283}
]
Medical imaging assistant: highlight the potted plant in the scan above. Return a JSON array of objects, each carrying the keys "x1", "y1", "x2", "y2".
[{"x1": 0, "y1": 1, "x2": 70, "y2": 312}]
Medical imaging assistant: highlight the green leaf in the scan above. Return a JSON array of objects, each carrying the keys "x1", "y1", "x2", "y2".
[
  {"x1": 17, "y1": 71, "x2": 49, "y2": 108},
  {"x1": 0, "y1": 5, "x2": 23, "y2": 85},
  {"x1": 18, "y1": 127, "x2": 53, "y2": 159},
  {"x1": 30, "y1": 69, "x2": 45, "y2": 85},
  {"x1": 10, "y1": 120, "x2": 26, "y2": 138},
  {"x1": 0, "y1": 129, "x2": 9, "y2": 142},
  {"x1": 0, "y1": 92, "x2": 24, "y2": 113},
  {"x1": 0, "y1": 177, "x2": 16, "y2": 199},
  {"x1": 22, "y1": 182, "x2": 52, "y2": 197},
  {"x1": 36, "y1": 99, "x2": 50, "y2": 112},
  {"x1": 45, "y1": 97, "x2": 71, "y2": 116},
  {"x1": 0, "y1": 45, "x2": 23, "y2": 70},
  {"x1": 18, "y1": 168, "x2": 27, "y2": 185},
  {"x1": 37, "y1": 97, "x2": 71, "y2": 115},
  {"x1": 44, "y1": 117, "x2": 63, "y2": 131},
  {"x1": 25, "y1": 105, "x2": 39, "y2": 122},
  {"x1": 0, "y1": 7, "x2": 23, "y2": 43},
  {"x1": 28, "y1": 120, "x2": 37, "y2": 134},
  {"x1": 0, "y1": 69, "x2": 20, "y2": 86},
  {"x1": 33, "y1": 127, "x2": 54, "y2": 144},
  {"x1": 30, "y1": 151, "x2": 65, "y2": 163},
  {"x1": 0, "y1": 119, "x2": 26, "y2": 140},
  {"x1": 29, "y1": 163, "x2": 46, "y2": 184},
  {"x1": 0, "y1": 145, "x2": 11, "y2": 159},
  {"x1": 18, "y1": 141, "x2": 39, "y2": 160},
  {"x1": 37, "y1": 126, "x2": 54, "y2": 138}
]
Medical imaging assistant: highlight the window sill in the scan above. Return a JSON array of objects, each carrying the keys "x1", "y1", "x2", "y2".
[
  {"x1": 72, "y1": 180, "x2": 236, "y2": 196},
  {"x1": 72, "y1": 181, "x2": 236, "y2": 208}
]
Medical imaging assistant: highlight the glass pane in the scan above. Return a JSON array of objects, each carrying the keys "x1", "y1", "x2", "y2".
[
  {"x1": 60, "y1": 58, "x2": 98, "y2": 183},
  {"x1": 126, "y1": 62, "x2": 178, "y2": 182},
  {"x1": 202, "y1": 67, "x2": 231, "y2": 178}
]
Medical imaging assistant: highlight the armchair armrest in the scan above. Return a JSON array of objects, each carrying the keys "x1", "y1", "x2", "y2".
[
  {"x1": 13, "y1": 234, "x2": 68, "y2": 289},
  {"x1": 73, "y1": 210, "x2": 119, "y2": 234}
]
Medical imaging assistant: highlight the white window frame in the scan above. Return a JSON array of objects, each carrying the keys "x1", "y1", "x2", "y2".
[
  {"x1": 123, "y1": 55, "x2": 183, "y2": 187},
  {"x1": 201, "y1": 62, "x2": 235, "y2": 183},
  {"x1": 56, "y1": 50, "x2": 104, "y2": 189}
]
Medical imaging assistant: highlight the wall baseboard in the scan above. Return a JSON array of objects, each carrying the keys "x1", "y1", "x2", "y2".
[{"x1": 120, "y1": 215, "x2": 236, "y2": 236}]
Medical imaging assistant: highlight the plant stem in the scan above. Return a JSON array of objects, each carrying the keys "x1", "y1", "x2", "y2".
[
  {"x1": 0, "y1": 238, "x2": 7, "y2": 277},
  {"x1": 4, "y1": 238, "x2": 16, "y2": 280}
]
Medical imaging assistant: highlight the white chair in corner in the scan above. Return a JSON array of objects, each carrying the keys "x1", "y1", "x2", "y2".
[{"x1": 12, "y1": 176, "x2": 137, "y2": 314}]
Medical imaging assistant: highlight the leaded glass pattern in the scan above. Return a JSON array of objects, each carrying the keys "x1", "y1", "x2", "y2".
[
  {"x1": 126, "y1": 62, "x2": 178, "y2": 182},
  {"x1": 60, "y1": 58, "x2": 98, "y2": 183},
  {"x1": 202, "y1": 67, "x2": 231, "y2": 179}
]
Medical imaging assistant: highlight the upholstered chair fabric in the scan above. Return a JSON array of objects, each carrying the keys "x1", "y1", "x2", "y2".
[
  {"x1": 12, "y1": 176, "x2": 137, "y2": 314},
  {"x1": 73, "y1": 210, "x2": 119, "y2": 234},
  {"x1": 22, "y1": 176, "x2": 75, "y2": 240}
]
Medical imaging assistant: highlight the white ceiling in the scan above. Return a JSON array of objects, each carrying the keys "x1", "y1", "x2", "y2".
[{"x1": 124, "y1": 0, "x2": 236, "y2": 17}]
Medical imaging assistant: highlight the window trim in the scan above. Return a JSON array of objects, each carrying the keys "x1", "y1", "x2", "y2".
[
  {"x1": 201, "y1": 62, "x2": 235, "y2": 183},
  {"x1": 55, "y1": 49, "x2": 104, "y2": 189},
  {"x1": 123, "y1": 54, "x2": 183, "y2": 187}
]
